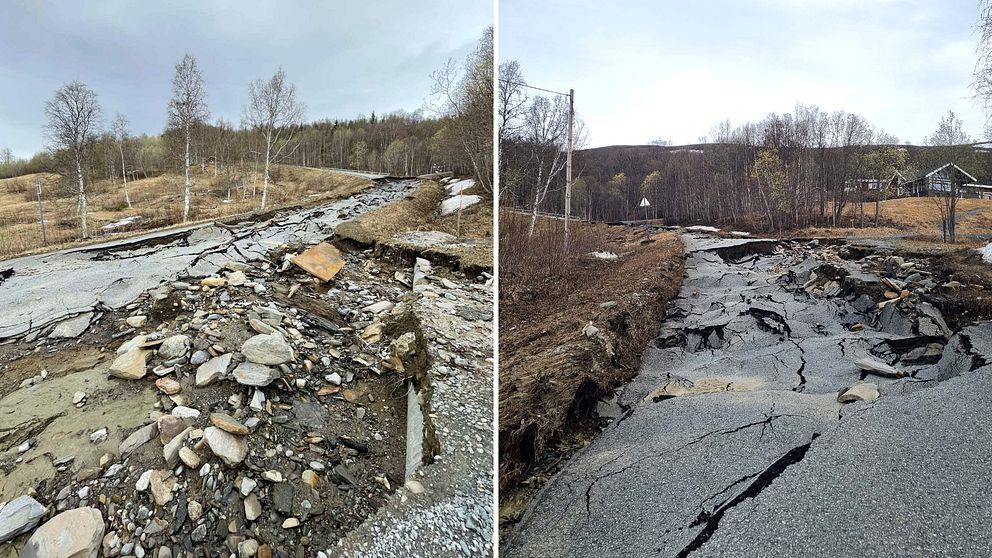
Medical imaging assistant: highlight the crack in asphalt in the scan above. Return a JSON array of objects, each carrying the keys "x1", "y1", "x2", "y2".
[
  {"x1": 674, "y1": 433, "x2": 821, "y2": 558},
  {"x1": 788, "y1": 339, "x2": 807, "y2": 392},
  {"x1": 583, "y1": 409, "x2": 789, "y2": 517}
]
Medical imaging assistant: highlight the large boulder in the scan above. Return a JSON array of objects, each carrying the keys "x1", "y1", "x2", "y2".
[
  {"x1": 241, "y1": 334, "x2": 292, "y2": 365},
  {"x1": 0, "y1": 495, "x2": 46, "y2": 543},
  {"x1": 203, "y1": 427, "x2": 248, "y2": 466},
  {"x1": 232, "y1": 362, "x2": 280, "y2": 387},
  {"x1": 20, "y1": 507, "x2": 104, "y2": 558},
  {"x1": 195, "y1": 354, "x2": 232, "y2": 387}
]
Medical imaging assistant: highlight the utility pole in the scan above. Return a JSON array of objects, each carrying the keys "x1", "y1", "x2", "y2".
[
  {"x1": 35, "y1": 178, "x2": 47, "y2": 246},
  {"x1": 564, "y1": 88, "x2": 574, "y2": 237}
]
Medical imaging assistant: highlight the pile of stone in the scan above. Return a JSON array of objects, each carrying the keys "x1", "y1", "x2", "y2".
[{"x1": 1, "y1": 239, "x2": 492, "y2": 556}]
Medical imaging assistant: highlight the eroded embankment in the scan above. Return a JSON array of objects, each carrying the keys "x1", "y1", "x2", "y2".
[
  {"x1": 499, "y1": 228, "x2": 685, "y2": 530},
  {"x1": 505, "y1": 233, "x2": 992, "y2": 557},
  {"x1": 0, "y1": 182, "x2": 494, "y2": 557}
]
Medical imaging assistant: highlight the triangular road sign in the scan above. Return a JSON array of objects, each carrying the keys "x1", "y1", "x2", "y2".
[{"x1": 639, "y1": 197, "x2": 650, "y2": 207}]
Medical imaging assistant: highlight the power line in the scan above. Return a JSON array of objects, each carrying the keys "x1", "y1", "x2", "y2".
[{"x1": 498, "y1": 78, "x2": 569, "y2": 97}]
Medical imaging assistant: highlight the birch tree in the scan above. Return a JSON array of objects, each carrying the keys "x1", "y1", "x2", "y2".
[
  {"x1": 243, "y1": 67, "x2": 305, "y2": 210},
  {"x1": 925, "y1": 110, "x2": 974, "y2": 243},
  {"x1": 167, "y1": 53, "x2": 209, "y2": 222},
  {"x1": 430, "y1": 27, "x2": 494, "y2": 192},
  {"x1": 522, "y1": 95, "x2": 569, "y2": 236},
  {"x1": 112, "y1": 113, "x2": 132, "y2": 208},
  {"x1": 45, "y1": 81, "x2": 101, "y2": 238}
]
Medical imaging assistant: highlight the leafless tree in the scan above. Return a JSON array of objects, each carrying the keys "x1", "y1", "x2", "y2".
[
  {"x1": 167, "y1": 53, "x2": 209, "y2": 222},
  {"x1": 112, "y1": 113, "x2": 132, "y2": 208},
  {"x1": 0, "y1": 148, "x2": 13, "y2": 166},
  {"x1": 44, "y1": 81, "x2": 101, "y2": 238},
  {"x1": 243, "y1": 67, "x2": 305, "y2": 210},
  {"x1": 430, "y1": 27, "x2": 494, "y2": 192},
  {"x1": 925, "y1": 110, "x2": 974, "y2": 243}
]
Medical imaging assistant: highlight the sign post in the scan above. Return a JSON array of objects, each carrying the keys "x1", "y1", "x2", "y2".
[{"x1": 639, "y1": 196, "x2": 651, "y2": 221}]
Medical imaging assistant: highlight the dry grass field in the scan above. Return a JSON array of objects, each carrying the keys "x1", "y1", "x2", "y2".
[
  {"x1": 0, "y1": 165, "x2": 370, "y2": 259},
  {"x1": 789, "y1": 197, "x2": 992, "y2": 243}
]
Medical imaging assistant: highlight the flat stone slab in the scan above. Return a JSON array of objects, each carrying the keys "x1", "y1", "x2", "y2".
[
  {"x1": 48, "y1": 312, "x2": 93, "y2": 339},
  {"x1": 0, "y1": 495, "x2": 47, "y2": 543}
]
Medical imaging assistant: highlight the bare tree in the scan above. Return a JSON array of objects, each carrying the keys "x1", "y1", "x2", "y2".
[
  {"x1": 112, "y1": 113, "x2": 132, "y2": 208},
  {"x1": 925, "y1": 110, "x2": 974, "y2": 243},
  {"x1": 430, "y1": 27, "x2": 494, "y2": 192},
  {"x1": 243, "y1": 67, "x2": 305, "y2": 210},
  {"x1": 167, "y1": 53, "x2": 209, "y2": 222},
  {"x1": 0, "y1": 148, "x2": 13, "y2": 166},
  {"x1": 45, "y1": 81, "x2": 101, "y2": 238}
]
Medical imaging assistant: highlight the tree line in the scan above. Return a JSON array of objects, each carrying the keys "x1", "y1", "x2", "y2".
[
  {"x1": 2, "y1": 27, "x2": 493, "y2": 239},
  {"x1": 500, "y1": 87, "x2": 990, "y2": 235}
]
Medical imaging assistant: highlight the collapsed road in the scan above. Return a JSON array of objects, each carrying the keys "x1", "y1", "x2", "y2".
[
  {"x1": 506, "y1": 232, "x2": 992, "y2": 557},
  {"x1": 0, "y1": 178, "x2": 494, "y2": 557},
  {"x1": 0, "y1": 180, "x2": 412, "y2": 342}
]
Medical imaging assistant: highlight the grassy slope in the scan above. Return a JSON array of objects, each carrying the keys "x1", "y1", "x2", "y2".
[
  {"x1": 335, "y1": 180, "x2": 493, "y2": 271},
  {"x1": 498, "y1": 215, "x2": 684, "y2": 519},
  {"x1": 791, "y1": 197, "x2": 992, "y2": 243},
  {"x1": 0, "y1": 165, "x2": 370, "y2": 259}
]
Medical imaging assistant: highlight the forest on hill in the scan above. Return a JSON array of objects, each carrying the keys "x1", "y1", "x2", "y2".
[{"x1": 500, "y1": 91, "x2": 991, "y2": 232}]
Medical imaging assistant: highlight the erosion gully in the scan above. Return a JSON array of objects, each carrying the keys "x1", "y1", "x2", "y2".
[{"x1": 507, "y1": 232, "x2": 992, "y2": 558}]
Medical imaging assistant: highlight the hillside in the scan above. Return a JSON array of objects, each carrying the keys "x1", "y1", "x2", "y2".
[{"x1": 0, "y1": 166, "x2": 371, "y2": 259}]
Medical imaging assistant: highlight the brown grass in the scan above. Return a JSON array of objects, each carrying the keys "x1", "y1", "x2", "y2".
[
  {"x1": 789, "y1": 197, "x2": 992, "y2": 241},
  {"x1": 335, "y1": 180, "x2": 492, "y2": 271},
  {"x1": 0, "y1": 166, "x2": 370, "y2": 259},
  {"x1": 498, "y1": 213, "x2": 684, "y2": 503}
]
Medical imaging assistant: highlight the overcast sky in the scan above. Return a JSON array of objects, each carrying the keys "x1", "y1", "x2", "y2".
[
  {"x1": 501, "y1": 0, "x2": 989, "y2": 148},
  {"x1": 0, "y1": 0, "x2": 491, "y2": 158}
]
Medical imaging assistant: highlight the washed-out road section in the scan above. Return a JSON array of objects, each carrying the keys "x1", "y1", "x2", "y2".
[
  {"x1": 506, "y1": 233, "x2": 992, "y2": 557},
  {"x1": 0, "y1": 181, "x2": 410, "y2": 341}
]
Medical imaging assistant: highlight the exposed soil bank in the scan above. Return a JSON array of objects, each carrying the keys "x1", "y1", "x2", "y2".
[{"x1": 498, "y1": 223, "x2": 684, "y2": 532}]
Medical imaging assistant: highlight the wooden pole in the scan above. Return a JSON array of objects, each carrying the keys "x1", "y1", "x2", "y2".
[
  {"x1": 35, "y1": 178, "x2": 47, "y2": 246},
  {"x1": 564, "y1": 88, "x2": 574, "y2": 238}
]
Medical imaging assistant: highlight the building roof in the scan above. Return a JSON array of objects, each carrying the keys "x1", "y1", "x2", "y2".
[{"x1": 909, "y1": 162, "x2": 979, "y2": 183}]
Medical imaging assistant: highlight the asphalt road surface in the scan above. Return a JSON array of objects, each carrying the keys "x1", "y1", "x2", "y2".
[
  {"x1": 505, "y1": 234, "x2": 992, "y2": 558},
  {"x1": 0, "y1": 180, "x2": 411, "y2": 341}
]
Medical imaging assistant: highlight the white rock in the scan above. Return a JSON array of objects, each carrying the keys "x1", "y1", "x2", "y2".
[
  {"x1": 136, "y1": 470, "x2": 153, "y2": 492},
  {"x1": 0, "y1": 495, "x2": 47, "y2": 543},
  {"x1": 20, "y1": 507, "x2": 104, "y2": 558},
  {"x1": 157, "y1": 335, "x2": 190, "y2": 360},
  {"x1": 202, "y1": 427, "x2": 248, "y2": 466},
  {"x1": 195, "y1": 354, "x2": 232, "y2": 387},
  {"x1": 240, "y1": 477, "x2": 258, "y2": 496},
  {"x1": 232, "y1": 362, "x2": 280, "y2": 387},
  {"x1": 249, "y1": 390, "x2": 266, "y2": 412},
  {"x1": 171, "y1": 406, "x2": 201, "y2": 419},
  {"x1": 241, "y1": 334, "x2": 293, "y2": 365},
  {"x1": 117, "y1": 335, "x2": 147, "y2": 355},
  {"x1": 163, "y1": 427, "x2": 193, "y2": 468}
]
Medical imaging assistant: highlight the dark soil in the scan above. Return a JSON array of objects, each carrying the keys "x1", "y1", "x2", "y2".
[{"x1": 498, "y1": 221, "x2": 684, "y2": 531}]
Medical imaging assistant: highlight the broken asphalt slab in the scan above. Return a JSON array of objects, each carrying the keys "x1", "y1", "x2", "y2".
[
  {"x1": 505, "y1": 232, "x2": 992, "y2": 557},
  {"x1": 0, "y1": 180, "x2": 412, "y2": 341}
]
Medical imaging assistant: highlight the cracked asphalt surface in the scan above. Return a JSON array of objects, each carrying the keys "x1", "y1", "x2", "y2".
[
  {"x1": 0, "y1": 180, "x2": 411, "y2": 341},
  {"x1": 504, "y1": 233, "x2": 992, "y2": 557}
]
